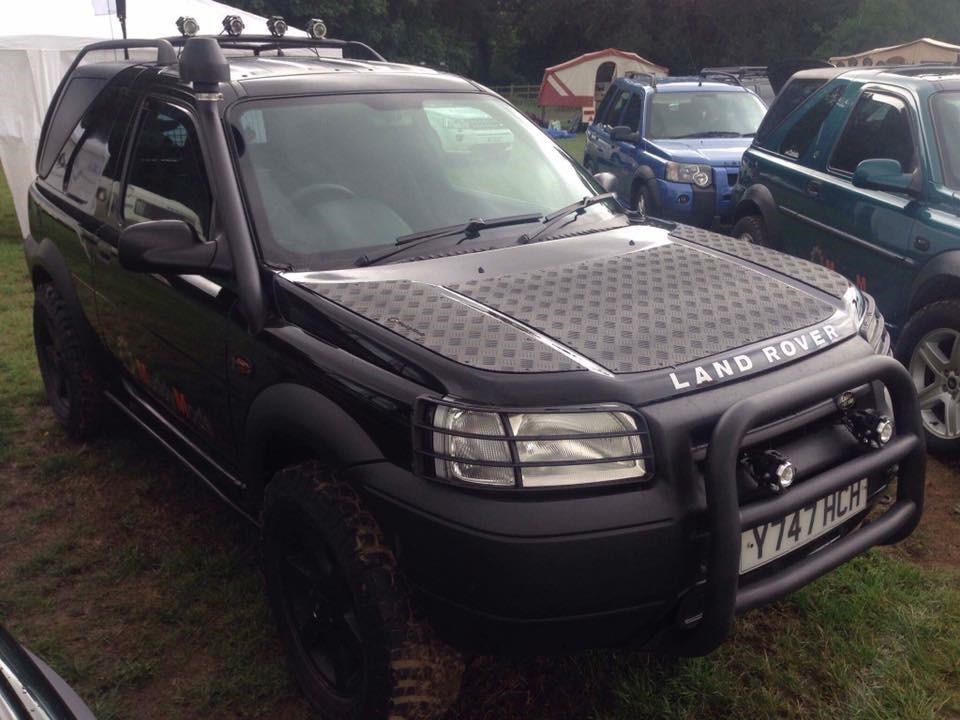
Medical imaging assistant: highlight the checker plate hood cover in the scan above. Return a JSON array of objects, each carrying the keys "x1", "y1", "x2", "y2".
[{"x1": 284, "y1": 224, "x2": 855, "y2": 374}]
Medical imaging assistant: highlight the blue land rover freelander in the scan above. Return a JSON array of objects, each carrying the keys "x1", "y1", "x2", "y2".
[{"x1": 584, "y1": 73, "x2": 767, "y2": 227}]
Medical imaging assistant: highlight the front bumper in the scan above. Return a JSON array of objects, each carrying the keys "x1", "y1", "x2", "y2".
[
  {"x1": 654, "y1": 168, "x2": 739, "y2": 228},
  {"x1": 351, "y1": 355, "x2": 923, "y2": 654}
]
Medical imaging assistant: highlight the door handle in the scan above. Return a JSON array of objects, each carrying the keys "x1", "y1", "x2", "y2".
[{"x1": 805, "y1": 180, "x2": 821, "y2": 198}]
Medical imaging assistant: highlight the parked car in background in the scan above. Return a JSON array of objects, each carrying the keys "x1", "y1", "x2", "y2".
[
  {"x1": 732, "y1": 64, "x2": 960, "y2": 451},
  {"x1": 583, "y1": 74, "x2": 766, "y2": 227},
  {"x1": 0, "y1": 624, "x2": 95, "y2": 719},
  {"x1": 701, "y1": 66, "x2": 775, "y2": 103},
  {"x1": 424, "y1": 104, "x2": 514, "y2": 154}
]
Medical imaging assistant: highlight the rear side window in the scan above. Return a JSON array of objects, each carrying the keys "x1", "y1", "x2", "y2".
[
  {"x1": 777, "y1": 85, "x2": 845, "y2": 161},
  {"x1": 38, "y1": 77, "x2": 108, "y2": 178},
  {"x1": 62, "y1": 87, "x2": 123, "y2": 206},
  {"x1": 756, "y1": 78, "x2": 828, "y2": 144},
  {"x1": 621, "y1": 93, "x2": 644, "y2": 131},
  {"x1": 830, "y1": 91, "x2": 916, "y2": 174},
  {"x1": 124, "y1": 101, "x2": 212, "y2": 238}
]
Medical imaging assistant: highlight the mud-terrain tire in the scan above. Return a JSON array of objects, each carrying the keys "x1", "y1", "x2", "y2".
[
  {"x1": 33, "y1": 283, "x2": 104, "y2": 440},
  {"x1": 731, "y1": 214, "x2": 768, "y2": 246},
  {"x1": 895, "y1": 299, "x2": 960, "y2": 454},
  {"x1": 262, "y1": 462, "x2": 462, "y2": 720},
  {"x1": 632, "y1": 182, "x2": 656, "y2": 217}
]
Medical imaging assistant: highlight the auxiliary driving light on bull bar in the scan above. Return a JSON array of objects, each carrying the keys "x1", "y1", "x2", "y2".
[
  {"x1": 842, "y1": 408, "x2": 894, "y2": 447},
  {"x1": 836, "y1": 390, "x2": 857, "y2": 411},
  {"x1": 740, "y1": 449, "x2": 796, "y2": 495},
  {"x1": 266, "y1": 15, "x2": 287, "y2": 37},
  {"x1": 305, "y1": 18, "x2": 327, "y2": 39},
  {"x1": 222, "y1": 14, "x2": 245, "y2": 36},
  {"x1": 176, "y1": 16, "x2": 199, "y2": 37}
]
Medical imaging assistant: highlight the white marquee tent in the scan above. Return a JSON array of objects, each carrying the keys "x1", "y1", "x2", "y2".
[{"x1": 1, "y1": 0, "x2": 305, "y2": 238}]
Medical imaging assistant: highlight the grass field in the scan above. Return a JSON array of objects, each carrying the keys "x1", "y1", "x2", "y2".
[{"x1": 1, "y1": 168, "x2": 959, "y2": 720}]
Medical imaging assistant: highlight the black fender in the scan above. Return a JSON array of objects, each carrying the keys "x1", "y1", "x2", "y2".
[
  {"x1": 907, "y1": 250, "x2": 960, "y2": 315},
  {"x1": 733, "y1": 184, "x2": 782, "y2": 242},
  {"x1": 630, "y1": 166, "x2": 660, "y2": 211},
  {"x1": 22, "y1": 196, "x2": 102, "y2": 364},
  {"x1": 240, "y1": 382, "x2": 385, "y2": 506}
]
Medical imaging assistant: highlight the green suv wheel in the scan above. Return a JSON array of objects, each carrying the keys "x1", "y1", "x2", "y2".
[{"x1": 895, "y1": 299, "x2": 960, "y2": 453}]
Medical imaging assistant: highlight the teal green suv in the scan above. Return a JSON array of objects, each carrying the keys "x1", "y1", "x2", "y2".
[{"x1": 732, "y1": 65, "x2": 960, "y2": 452}]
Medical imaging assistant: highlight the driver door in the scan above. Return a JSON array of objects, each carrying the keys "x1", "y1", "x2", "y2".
[{"x1": 95, "y1": 96, "x2": 238, "y2": 461}]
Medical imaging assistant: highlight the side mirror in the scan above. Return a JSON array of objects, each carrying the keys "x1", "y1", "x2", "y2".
[
  {"x1": 118, "y1": 220, "x2": 231, "y2": 276},
  {"x1": 852, "y1": 158, "x2": 919, "y2": 196},
  {"x1": 610, "y1": 125, "x2": 639, "y2": 143},
  {"x1": 593, "y1": 172, "x2": 618, "y2": 192}
]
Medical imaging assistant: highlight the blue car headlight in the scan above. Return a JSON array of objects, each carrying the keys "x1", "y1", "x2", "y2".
[{"x1": 665, "y1": 161, "x2": 712, "y2": 188}]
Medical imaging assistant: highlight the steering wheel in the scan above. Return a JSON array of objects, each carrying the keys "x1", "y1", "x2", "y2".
[{"x1": 288, "y1": 183, "x2": 356, "y2": 210}]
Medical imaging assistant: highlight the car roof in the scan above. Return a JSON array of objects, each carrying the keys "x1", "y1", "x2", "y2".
[
  {"x1": 788, "y1": 64, "x2": 960, "y2": 91},
  {"x1": 618, "y1": 76, "x2": 750, "y2": 93}
]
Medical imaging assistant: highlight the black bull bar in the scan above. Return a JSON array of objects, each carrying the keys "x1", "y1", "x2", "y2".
[{"x1": 673, "y1": 355, "x2": 925, "y2": 655}]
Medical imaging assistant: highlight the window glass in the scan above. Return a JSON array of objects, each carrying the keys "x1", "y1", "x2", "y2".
[
  {"x1": 830, "y1": 91, "x2": 916, "y2": 174},
  {"x1": 932, "y1": 91, "x2": 960, "y2": 190},
  {"x1": 594, "y1": 86, "x2": 617, "y2": 125},
  {"x1": 63, "y1": 87, "x2": 122, "y2": 206},
  {"x1": 778, "y1": 85, "x2": 844, "y2": 160},
  {"x1": 124, "y1": 102, "x2": 212, "y2": 238},
  {"x1": 604, "y1": 90, "x2": 630, "y2": 126},
  {"x1": 621, "y1": 93, "x2": 644, "y2": 131},
  {"x1": 756, "y1": 78, "x2": 828, "y2": 145},
  {"x1": 646, "y1": 91, "x2": 766, "y2": 139},
  {"x1": 232, "y1": 92, "x2": 605, "y2": 268}
]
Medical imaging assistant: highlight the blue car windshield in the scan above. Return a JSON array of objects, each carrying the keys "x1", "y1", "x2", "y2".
[
  {"x1": 932, "y1": 92, "x2": 960, "y2": 190},
  {"x1": 230, "y1": 92, "x2": 604, "y2": 269},
  {"x1": 647, "y1": 91, "x2": 767, "y2": 140}
]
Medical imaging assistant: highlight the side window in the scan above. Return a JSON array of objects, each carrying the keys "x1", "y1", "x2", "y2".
[
  {"x1": 594, "y1": 87, "x2": 618, "y2": 125},
  {"x1": 62, "y1": 87, "x2": 130, "y2": 209},
  {"x1": 829, "y1": 92, "x2": 916, "y2": 175},
  {"x1": 777, "y1": 85, "x2": 845, "y2": 161},
  {"x1": 621, "y1": 93, "x2": 644, "y2": 131},
  {"x1": 124, "y1": 102, "x2": 212, "y2": 238},
  {"x1": 604, "y1": 90, "x2": 630, "y2": 127},
  {"x1": 756, "y1": 78, "x2": 828, "y2": 145}
]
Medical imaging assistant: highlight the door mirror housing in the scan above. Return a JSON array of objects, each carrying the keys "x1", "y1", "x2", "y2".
[
  {"x1": 118, "y1": 220, "x2": 232, "y2": 276},
  {"x1": 593, "y1": 172, "x2": 618, "y2": 192},
  {"x1": 610, "y1": 125, "x2": 639, "y2": 143},
  {"x1": 852, "y1": 158, "x2": 919, "y2": 196}
]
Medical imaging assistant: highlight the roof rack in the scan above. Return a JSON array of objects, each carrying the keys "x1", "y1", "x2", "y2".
[
  {"x1": 164, "y1": 35, "x2": 385, "y2": 62},
  {"x1": 701, "y1": 65, "x2": 767, "y2": 78},
  {"x1": 623, "y1": 70, "x2": 657, "y2": 87},
  {"x1": 697, "y1": 71, "x2": 743, "y2": 87},
  {"x1": 63, "y1": 38, "x2": 177, "y2": 72},
  {"x1": 881, "y1": 64, "x2": 960, "y2": 77}
]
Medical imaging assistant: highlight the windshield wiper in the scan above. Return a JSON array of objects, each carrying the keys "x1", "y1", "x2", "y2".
[
  {"x1": 666, "y1": 131, "x2": 743, "y2": 139},
  {"x1": 517, "y1": 193, "x2": 617, "y2": 245},
  {"x1": 355, "y1": 212, "x2": 542, "y2": 267}
]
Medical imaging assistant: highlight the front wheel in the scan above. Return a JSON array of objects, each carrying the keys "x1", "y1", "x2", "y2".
[
  {"x1": 33, "y1": 283, "x2": 103, "y2": 440},
  {"x1": 731, "y1": 214, "x2": 768, "y2": 246},
  {"x1": 262, "y1": 462, "x2": 462, "y2": 720},
  {"x1": 895, "y1": 299, "x2": 960, "y2": 453}
]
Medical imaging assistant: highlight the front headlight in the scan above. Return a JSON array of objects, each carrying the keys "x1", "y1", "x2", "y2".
[
  {"x1": 665, "y1": 161, "x2": 712, "y2": 188},
  {"x1": 427, "y1": 403, "x2": 649, "y2": 488}
]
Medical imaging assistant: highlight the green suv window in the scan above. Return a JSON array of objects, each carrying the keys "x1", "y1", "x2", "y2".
[
  {"x1": 830, "y1": 91, "x2": 916, "y2": 175},
  {"x1": 932, "y1": 92, "x2": 960, "y2": 189}
]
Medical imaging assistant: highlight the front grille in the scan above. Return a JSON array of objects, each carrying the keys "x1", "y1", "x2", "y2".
[{"x1": 726, "y1": 172, "x2": 739, "y2": 186}]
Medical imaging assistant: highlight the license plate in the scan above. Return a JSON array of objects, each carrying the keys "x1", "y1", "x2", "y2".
[{"x1": 740, "y1": 478, "x2": 869, "y2": 574}]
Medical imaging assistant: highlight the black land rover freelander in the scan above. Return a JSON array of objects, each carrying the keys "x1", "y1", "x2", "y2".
[{"x1": 24, "y1": 30, "x2": 925, "y2": 720}]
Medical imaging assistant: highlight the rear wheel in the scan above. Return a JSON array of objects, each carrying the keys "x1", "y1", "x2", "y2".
[
  {"x1": 262, "y1": 462, "x2": 462, "y2": 720},
  {"x1": 731, "y1": 214, "x2": 768, "y2": 246},
  {"x1": 895, "y1": 299, "x2": 960, "y2": 453},
  {"x1": 33, "y1": 283, "x2": 103, "y2": 440}
]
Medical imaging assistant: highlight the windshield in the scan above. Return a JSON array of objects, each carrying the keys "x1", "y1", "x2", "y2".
[
  {"x1": 231, "y1": 92, "x2": 603, "y2": 269},
  {"x1": 932, "y1": 92, "x2": 960, "y2": 190},
  {"x1": 647, "y1": 91, "x2": 767, "y2": 140}
]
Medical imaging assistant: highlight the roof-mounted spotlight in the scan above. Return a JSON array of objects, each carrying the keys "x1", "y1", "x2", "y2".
[
  {"x1": 266, "y1": 15, "x2": 287, "y2": 38},
  {"x1": 305, "y1": 18, "x2": 327, "y2": 39},
  {"x1": 222, "y1": 14, "x2": 245, "y2": 37},
  {"x1": 176, "y1": 16, "x2": 199, "y2": 37}
]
